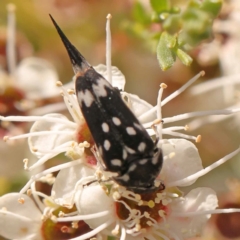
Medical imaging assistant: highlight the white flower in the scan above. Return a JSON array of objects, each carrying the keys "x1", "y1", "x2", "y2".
[
  {"x1": 0, "y1": 193, "x2": 43, "y2": 240},
  {"x1": 1, "y1": 12, "x2": 240, "y2": 240}
]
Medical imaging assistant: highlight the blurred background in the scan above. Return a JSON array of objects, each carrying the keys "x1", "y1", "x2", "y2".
[{"x1": 1, "y1": 0, "x2": 240, "y2": 239}]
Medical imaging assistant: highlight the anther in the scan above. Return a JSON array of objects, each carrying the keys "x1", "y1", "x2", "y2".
[
  {"x1": 23, "y1": 158, "x2": 29, "y2": 170},
  {"x1": 112, "y1": 191, "x2": 121, "y2": 200},
  {"x1": 144, "y1": 212, "x2": 150, "y2": 218},
  {"x1": 147, "y1": 221, "x2": 153, "y2": 226},
  {"x1": 68, "y1": 89, "x2": 75, "y2": 94},
  {"x1": 27, "y1": 189, "x2": 32, "y2": 196},
  {"x1": 18, "y1": 198, "x2": 25, "y2": 204},
  {"x1": 147, "y1": 200, "x2": 155, "y2": 208},
  {"x1": 72, "y1": 221, "x2": 79, "y2": 229},
  {"x1": 169, "y1": 152, "x2": 175, "y2": 158},
  {"x1": 32, "y1": 147, "x2": 38, "y2": 152},
  {"x1": 3, "y1": 136, "x2": 9, "y2": 142},
  {"x1": 196, "y1": 135, "x2": 202, "y2": 143},
  {"x1": 58, "y1": 211, "x2": 65, "y2": 217},
  {"x1": 106, "y1": 13, "x2": 112, "y2": 19},
  {"x1": 160, "y1": 83, "x2": 168, "y2": 89},
  {"x1": 56, "y1": 81, "x2": 63, "y2": 87},
  {"x1": 51, "y1": 215, "x2": 57, "y2": 222}
]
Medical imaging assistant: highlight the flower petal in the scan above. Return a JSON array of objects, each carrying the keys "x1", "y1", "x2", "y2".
[
  {"x1": 126, "y1": 93, "x2": 156, "y2": 123},
  {"x1": 28, "y1": 113, "x2": 75, "y2": 157},
  {"x1": 0, "y1": 193, "x2": 42, "y2": 239},
  {"x1": 16, "y1": 57, "x2": 60, "y2": 99},
  {"x1": 167, "y1": 187, "x2": 218, "y2": 239},
  {"x1": 52, "y1": 164, "x2": 95, "y2": 206},
  {"x1": 75, "y1": 184, "x2": 115, "y2": 229},
  {"x1": 161, "y1": 139, "x2": 203, "y2": 186},
  {"x1": 94, "y1": 64, "x2": 126, "y2": 90}
]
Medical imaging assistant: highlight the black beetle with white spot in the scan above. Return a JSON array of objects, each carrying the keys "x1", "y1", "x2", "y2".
[{"x1": 50, "y1": 15, "x2": 164, "y2": 194}]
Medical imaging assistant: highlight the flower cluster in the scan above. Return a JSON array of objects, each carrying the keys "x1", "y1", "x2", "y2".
[{"x1": 1, "y1": 14, "x2": 240, "y2": 240}]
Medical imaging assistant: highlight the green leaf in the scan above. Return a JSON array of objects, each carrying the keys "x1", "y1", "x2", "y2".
[
  {"x1": 182, "y1": 8, "x2": 211, "y2": 46},
  {"x1": 201, "y1": 0, "x2": 222, "y2": 17},
  {"x1": 176, "y1": 48, "x2": 193, "y2": 66},
  {"x1": 150, "y1": 0, "x2": 170, "y2": 13},
  {"x1": 163, "y1": 14, "x2": 182, "y2": 34},
  {"x1": 132, "y1": 2, "x2": 151, "y2": 24},
  {"x1": 157, "y1": 32, "x2": 177, "y2": 71}
]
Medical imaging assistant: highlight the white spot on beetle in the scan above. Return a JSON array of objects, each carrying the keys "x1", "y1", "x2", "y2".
[
  {"x1": 126, "y1": 127, "x2": 136, "y2": 135},
  {"x1": 77, "y1": 90, "x2": 94, "y2": 107},
  {"x1": 152, "y1": 156, "x2": 158, "y2": 165},
  {"x1": 138, "y1": 142, "x2": 146, "y2": 152},
  {"x1": 139, "y1": 159, "x2": 147, "y2": 165},
  {"x1": 121, "y1": 174, "x2": 130, "y2": 182},
  {"x1": 123, "y1": 149, "x2": 127, "y2": 160},
  {"x1": 128, "y1": 164, "x2": 136, "y2": 172},
  {"x1": 92, "y1": 78, "x2": 109, "y2": 97},
  {"x1": 111, "y1": 159, "x2": 122, "y2": 166},
  {"x1": 125, "y1": 146, "x2": 135, "y2": 154},
  {"x1": 104, "y1": 140, "x2": 111, "y2": 151},
  {"x1": 102, "y1": 123, "x2": 109, "y2": 132},
  {"x1": 112, "y1": 117, "x2": 121, "y2": 126},
  {"x1": 133, "y1": 122, "x2": 143, "y2": 131}
]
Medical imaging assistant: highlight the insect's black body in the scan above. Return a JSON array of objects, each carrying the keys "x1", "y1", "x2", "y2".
[{"x1": 50, "y1": 15, "x2": 164, "y2": 193}]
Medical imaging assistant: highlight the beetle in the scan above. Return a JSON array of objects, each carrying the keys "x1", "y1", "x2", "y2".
[{"x1": 50, "y1": 15, "x2": 164, "y2": 193}]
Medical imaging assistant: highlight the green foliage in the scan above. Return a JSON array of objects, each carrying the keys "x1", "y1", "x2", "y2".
[{"x1": 125, "y1": 0, "x2": 222, "y2": 71}]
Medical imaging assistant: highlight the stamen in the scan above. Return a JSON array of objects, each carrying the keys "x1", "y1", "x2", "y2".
[
  {"x1": 143, "y1": 107, "x2": 240, "y2": 129},
  {"x1": 6, "y1": 3, "x2": 16, "y2": 76},
  {"x1": 30, "y1": 182, "x2": 45, "y2": 212},
  {"x1": 162, "y1": 130, "x2": 198, "y2": 141},
  {"x1": 0, "y1": 116, "x2": 77, "y2": 128},
  {"x1": 139, "y1": 71, "x2": 205, "y2": 122},
  {"x1": 29, "y1": 102, "x2": 67, "y2": 116},
  {"x1": 60, "y1": 86, "x2": 82, "y2": 123},
  {"x1": 106, "y1": 13, "x2": 112, "y2": 84},
  {"x1": 20, "y1": 159, "x2": 84, "y2": 194},
  {"x1": 172, "y1": 208, "x2": 240, "y2": 217},
  {"x1": 6, "y1": 130, "x2": 74, "y2": 141},
  {"x1": 28, "y1": 141, "x2": 74, "y2": 170},
  {"x1": 69, "y1": 219, "x2": 114, "y2": 240},
  {"x1": 153, "y1": 230, "x2": 170, "y2": 240},
  {"x1": 57, "y1": 210, "x2": 110, "y2": 222},
  {"x1": 167, "y1": 146, "x2": 240, "y2": 187},
  {"x1": 120, "y1": 226, "x2": 126, "y2": 240},
  {"x1": 111, "y1": 222, "x2": 120, "y2": 235},
  {"x1": 156, "y1": 84, "x2": 166, "y2": 138},
  {"x1": 163, "y1": 108, "x2": 240, "y2": 124}
]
